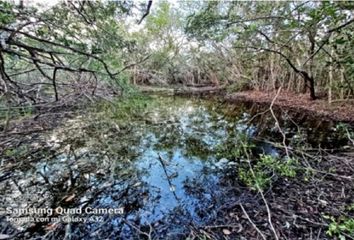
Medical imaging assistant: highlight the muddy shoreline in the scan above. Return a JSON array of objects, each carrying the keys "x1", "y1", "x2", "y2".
[{"x1": 225, "y1": 90, "x2": 354, "y2": 124}]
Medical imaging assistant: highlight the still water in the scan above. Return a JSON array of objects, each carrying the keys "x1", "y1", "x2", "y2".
[{"x1": 0, "y1": 95, "x2": 347, "y2": 239}]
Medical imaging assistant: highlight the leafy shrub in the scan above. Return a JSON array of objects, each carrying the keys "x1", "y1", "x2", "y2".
[
  {"x1": 239, "y1": 154, "x2": 298, "y2": 190},
  {"x1": 325, "y1": 215, "x2": 354, "y2": 240}
]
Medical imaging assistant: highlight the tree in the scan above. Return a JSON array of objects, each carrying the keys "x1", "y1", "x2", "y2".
[
  {"x1": 186, "y1": 1, "x2": 354, "y2": 100},
  {"x1": 0, "y1": 0, "x2": 148, "y2": 105}
]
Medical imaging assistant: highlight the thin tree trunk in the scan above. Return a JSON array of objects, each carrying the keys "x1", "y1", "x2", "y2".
[
  {"x1": 328, "y1": 62, "x2": 333, "y2": 104},
  {"x1": 52, "y1": 68, "x2": 59, "y2": 101},
  {"x1": 133, "y1": 65, "x2": 136, "y2": 85},
  {"x1": 340, "y1": 68, "x2": 344, "y2": 99}
]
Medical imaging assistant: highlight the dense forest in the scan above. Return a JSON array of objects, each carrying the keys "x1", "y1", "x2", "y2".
[
  {"x1": 1, "y1": 0, "x2": 354, "y2": 103},
  {"x1": 1, "y1": 1, "x2": 354, "y2": 240}
]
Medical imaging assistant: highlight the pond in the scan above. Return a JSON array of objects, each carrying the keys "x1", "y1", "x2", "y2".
[{"x1": 0, "y1": 95, "x2": 352, "y2": 239}]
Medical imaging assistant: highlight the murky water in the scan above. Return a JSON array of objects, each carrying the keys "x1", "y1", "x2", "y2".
[{"x1": 0, "y1": 95, "x2": 351, "y2": 239}]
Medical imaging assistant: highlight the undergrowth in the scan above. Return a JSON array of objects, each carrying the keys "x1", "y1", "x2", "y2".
[
  {"x1": 325, "y1": 215, "x2": 354, "y2": 240},
  {"x1": 239, "y1": 154, "x2": 298, "y2": 190}
]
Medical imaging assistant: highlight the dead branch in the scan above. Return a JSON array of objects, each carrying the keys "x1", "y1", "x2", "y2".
[
  {"x1": 269, "y1": 87, "x2": 289, "y2": 158},
  {"x1": 138, "y1": 0, "x2": 152, "y2": 25},
  {"x1": 239, "y1": 203, "x2": 267, "y2": 240}
]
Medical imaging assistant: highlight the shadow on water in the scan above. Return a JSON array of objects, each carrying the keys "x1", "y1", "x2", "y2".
[{"x1": 0, "y1": 95, "x2": 352, "y2": 239}]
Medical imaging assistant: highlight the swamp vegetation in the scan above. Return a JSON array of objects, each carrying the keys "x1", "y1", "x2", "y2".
[{"x1": 1, "y1": 1, "x2": 354, "y2": 240}]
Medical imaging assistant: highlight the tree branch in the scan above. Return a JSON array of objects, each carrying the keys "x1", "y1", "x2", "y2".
[{"x1": 138, "y1": 0, "x2": 152, "y2": 24}]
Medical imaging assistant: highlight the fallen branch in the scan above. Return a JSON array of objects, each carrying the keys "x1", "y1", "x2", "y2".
[
  {"x1": 239, "y1": 203, "x2": 267, "y2": 240},
  {"x1": 269, "y1": 87, "x2": 289, "y2": 158}
]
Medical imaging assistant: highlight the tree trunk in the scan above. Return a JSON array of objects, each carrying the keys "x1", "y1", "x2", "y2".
[
  {"x1": 328, "y1": 60, "x2": 333, "y2": 104},
  {"x1": 340, "y1": 68, "x2": 344, "y2": 99},
  {"x1": 133, "y1": 65, "x2": 136, "y2": 85},
  {"x1": 52, "y1": 68, "x2": 59, "y2": 101},
  {"x1": 300, "y1": 71, "x2": 316, "y2": 100}
]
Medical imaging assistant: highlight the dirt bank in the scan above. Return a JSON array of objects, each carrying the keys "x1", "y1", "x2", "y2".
[{"x1": 225, "y1": 90, "x2": 354, "y2": 123}]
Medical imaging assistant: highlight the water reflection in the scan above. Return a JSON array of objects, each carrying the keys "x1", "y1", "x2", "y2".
[{"x1": 1, "y1": 95, "x2": 349, "y2": 239}]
